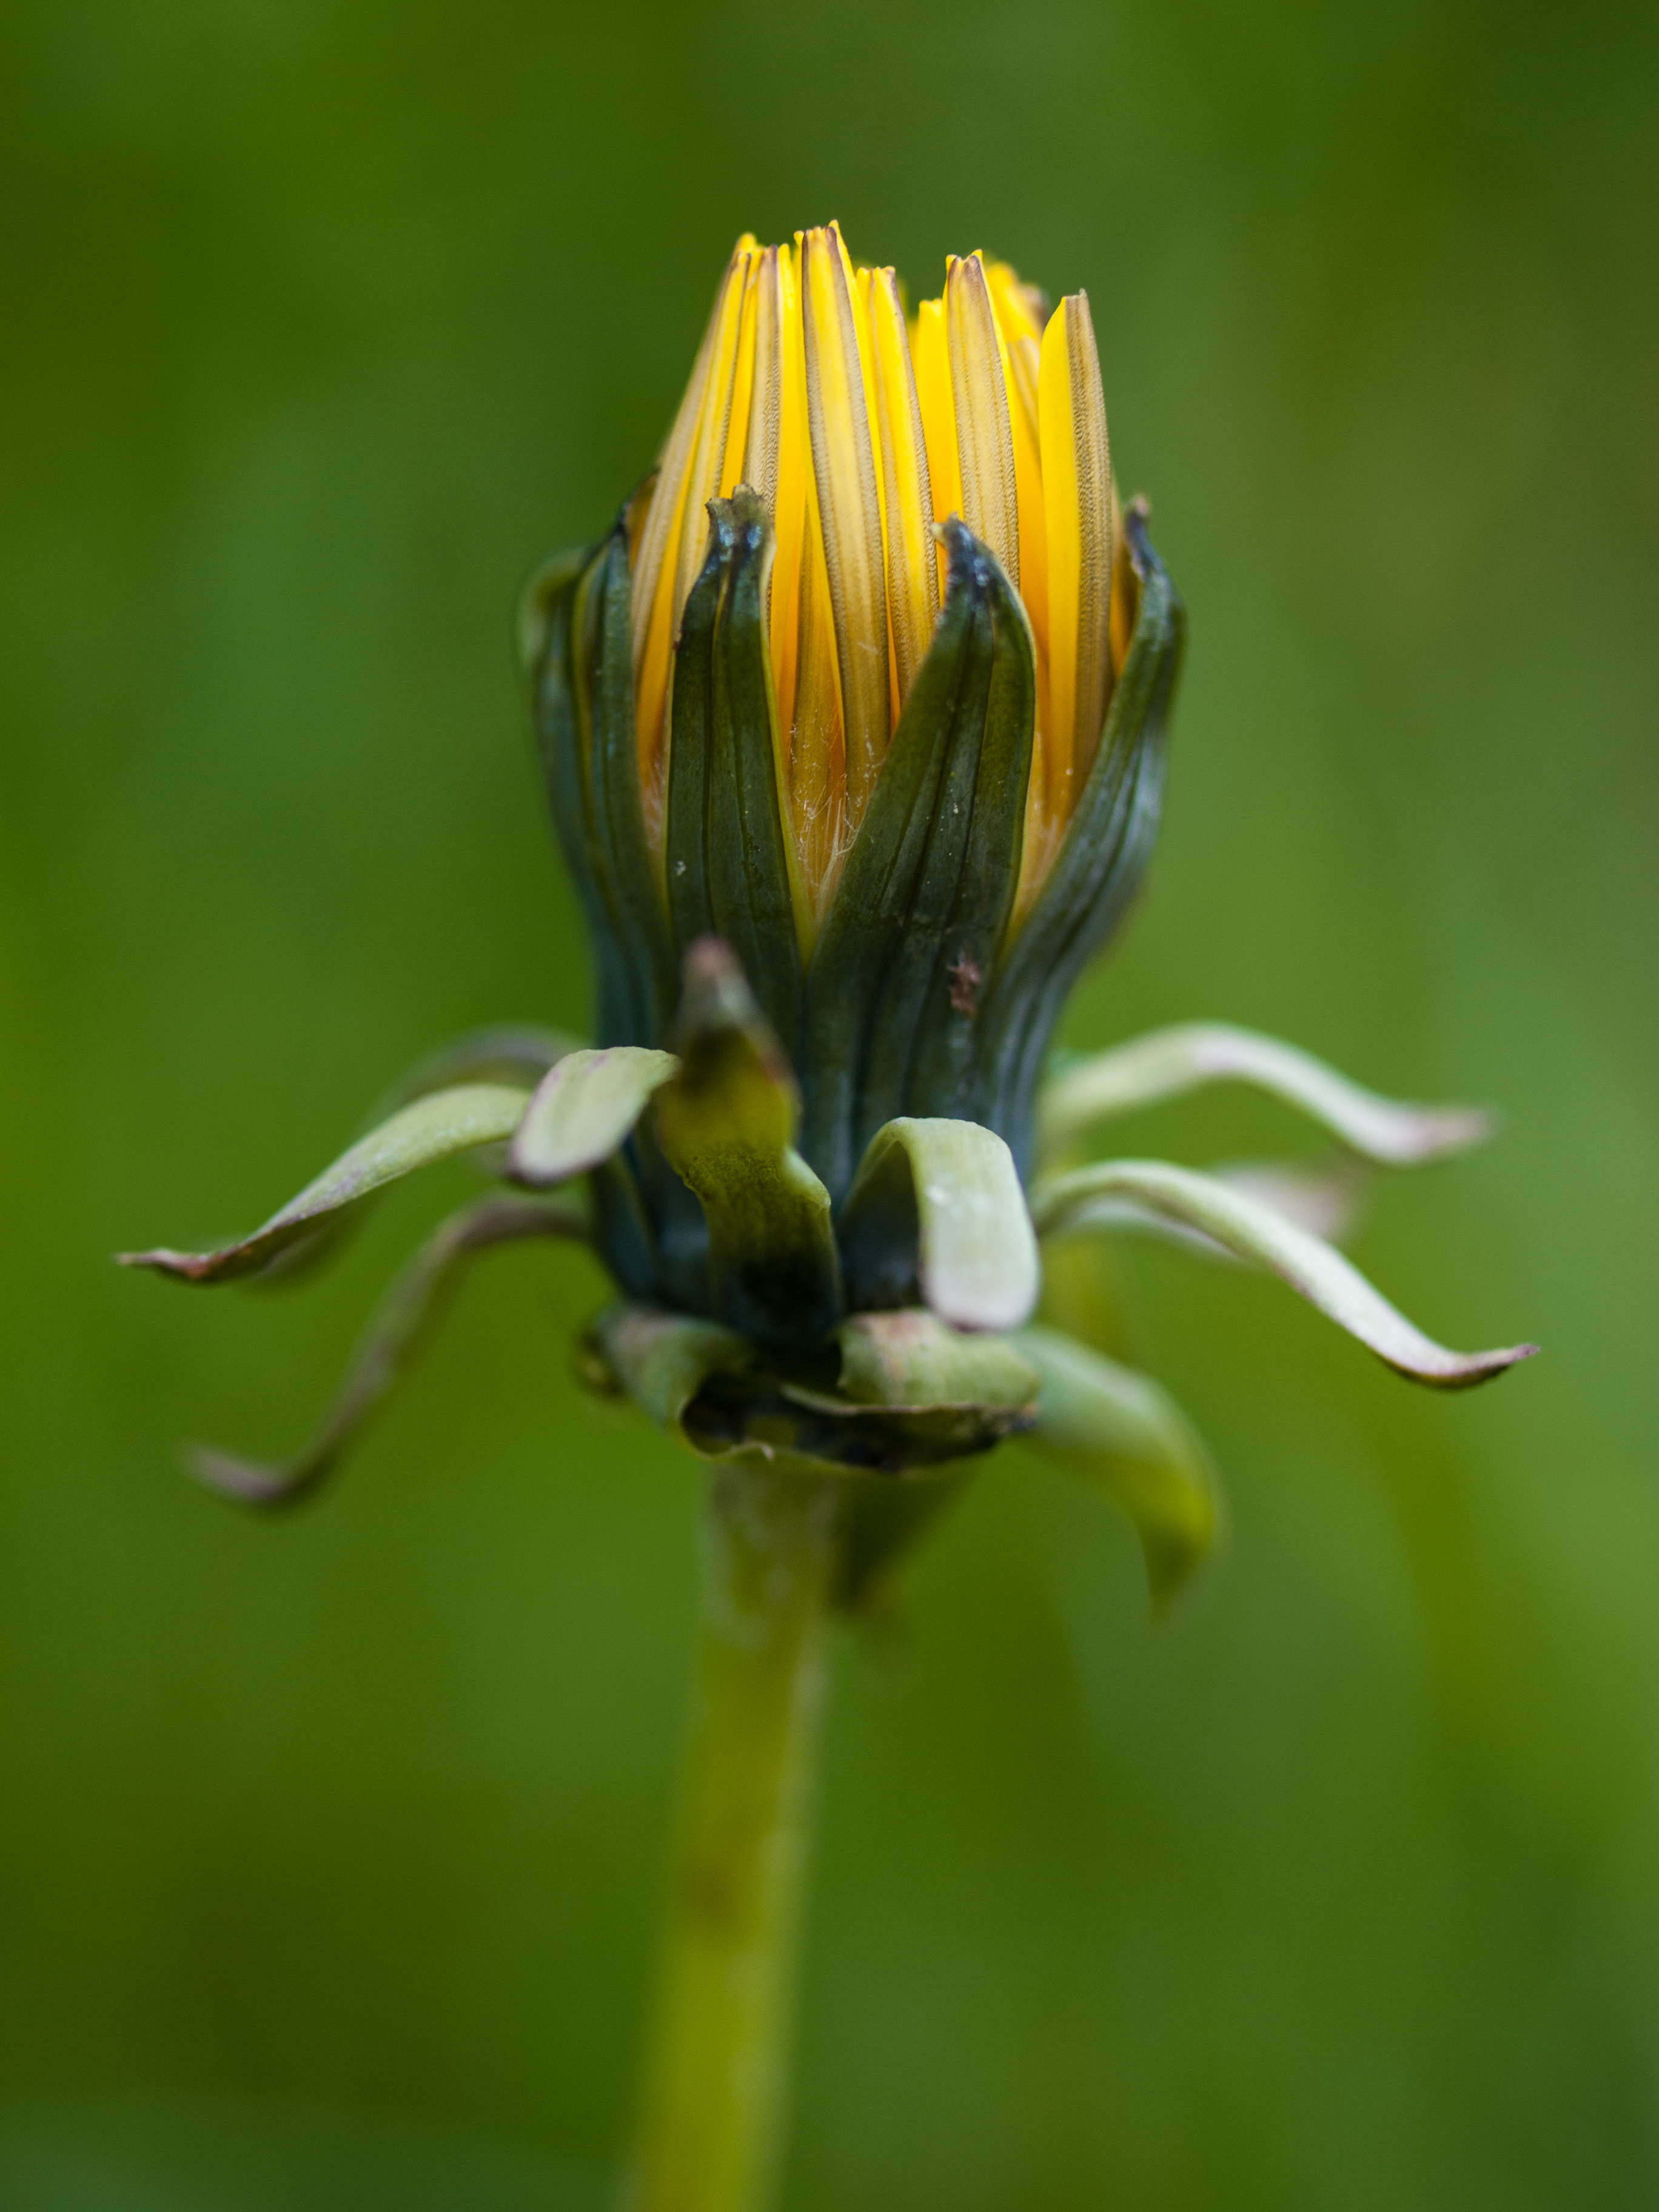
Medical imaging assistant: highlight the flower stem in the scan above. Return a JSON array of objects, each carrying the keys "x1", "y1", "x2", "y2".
[{"x1": 625, "y1": 1459, "x2": 843, "y2": 2212}]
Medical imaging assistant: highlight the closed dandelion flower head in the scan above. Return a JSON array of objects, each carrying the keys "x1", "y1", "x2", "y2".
[{"x1": 131, "y1": 218, "x2": 1532, "y2": 1595}]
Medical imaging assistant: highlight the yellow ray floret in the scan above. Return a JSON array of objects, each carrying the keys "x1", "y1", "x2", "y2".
[
  {"x1": 910, "y1": 295, "x2": 959, "y2": 591},
  {"x1": 1040, "y1": 292, "x2": 1114, "y2": 811},
  {"x1": 626, "y1": 227, "x2": 1128, "y2": 925},
  {"x1": 800, "y1": 224, "x2": 891, "y2": 832},
  {"x1": 861, "y1": 264, "x2": 938, "y2": 716},
  {"x1": 742, "y1": 243, "x2": 808, "y2": 756},
  {"x1": 984, "y1": 258, "x2": 1047, "y2": 350},
  {"x1": 943, "y1": 252, "x2": 1020, "y2": 591},
  {"x1": 631, "y1": 236, "x2": 756, "y2": 830}
]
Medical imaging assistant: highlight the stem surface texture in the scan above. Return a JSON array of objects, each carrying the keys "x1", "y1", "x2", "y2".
[{"x1": 626, "y1": 1457, "x2": 842, "y2": 2212}]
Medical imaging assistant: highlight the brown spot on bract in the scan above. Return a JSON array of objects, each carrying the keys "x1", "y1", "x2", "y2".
[{"x1": 947, "y1": 951, "x2": 983, "y2": 1016}]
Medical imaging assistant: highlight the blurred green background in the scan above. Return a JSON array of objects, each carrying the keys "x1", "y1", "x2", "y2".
[{"x1": 2, "y1": 0, "x2": 1656, "y2": 2204}]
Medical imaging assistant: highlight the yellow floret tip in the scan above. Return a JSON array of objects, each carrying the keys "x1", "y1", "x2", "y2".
[{"x1": 631, "y1": 226, "x2": 1130, "y2": 920}]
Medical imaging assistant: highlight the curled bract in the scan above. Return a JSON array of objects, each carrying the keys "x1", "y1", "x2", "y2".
[{"x1": 124, "y1": 921, "x2": 1532, "y2": 1609}]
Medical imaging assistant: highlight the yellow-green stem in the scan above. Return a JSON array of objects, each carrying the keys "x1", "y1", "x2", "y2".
[{"x1": 625, "y1": 1458, "x2": 842, "y2": 2212}]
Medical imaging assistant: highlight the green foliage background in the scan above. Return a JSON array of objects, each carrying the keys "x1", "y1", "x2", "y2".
[{"x1": 2, "y1": 0, "x2": 1655, "y2": 2203}]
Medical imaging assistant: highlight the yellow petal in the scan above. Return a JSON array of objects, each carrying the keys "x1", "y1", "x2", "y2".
[
  {"x1": 976, "y1": 264, "x2": 1047, "y2": 656},
  {"x1": 853, "y1": 264, "x2": 899, "y2": 730},
  {"x1": 742, "y1": 247, "x2": 785, "y2": 506},
  {"x1": 985, "y1": 258, "x2": 1047, "y2": 349},
  {"x1": 1004, "y1": 330, "x2": 1041, "y2": 448},
  {"x1": 631, "y1": 236, "x2": 756, "y2": 828},
  {"x1": 1006, "y1": 340, "x2": 1047, "y2": 662},
  {"x1": 910, "y1": 296, "x2": 959, "y2": 596},
  {"x1": 1003, "y1": 323, "x2": 1049, "y2": 760},
  {"x1": 720, "y1": 266, "x2": 760, "y2": 501},
  {"x1": 630, "y1": 244, "x2": 737, "y2": 791},
  {"x1": 1039, "y1": 290, "x2": 1114, "y2": 813},
  {"x1": 740, "y1": 243, "x2": 808, "y2": 762},
  {"x1": 800, "y1": 224, "x2": 890, "y2": 829},
  {"x1": 945, "y1": 252, "x2": 1020, "y2": 590},
  {"x1": 864, "y1": 266, "x2": 939, "y2": 709},
  {"x1": 839, "y1": 240, "x2": 887, "y2": 509},
  {"x1": 668, "y1": 243, "x2": 756, "y2": 680}
]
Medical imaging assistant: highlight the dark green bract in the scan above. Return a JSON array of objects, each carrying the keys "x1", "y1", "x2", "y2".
[{"x1": 529, "y1": 492, "x2": 1181, "y2": 1209}]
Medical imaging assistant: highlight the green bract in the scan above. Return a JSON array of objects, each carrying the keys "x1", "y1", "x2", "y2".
[{"x1": 125, "y1": 492, "x2": 1534, "y2": 1610}]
